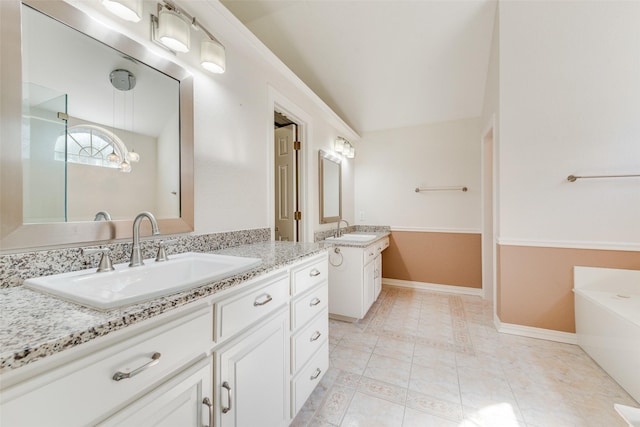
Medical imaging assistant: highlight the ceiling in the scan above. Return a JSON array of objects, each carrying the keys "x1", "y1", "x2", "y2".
[{"x1": 220, "y1": 0, "x2": 497, "y2": 135}]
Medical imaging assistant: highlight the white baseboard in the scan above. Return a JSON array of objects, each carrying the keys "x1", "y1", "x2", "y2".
[
  {"x1": 495, "y1": 318, "x2": 577, "y2": 345},
  {"x1": 382, "y1": 278, "x2": 483, "y2": 297}
]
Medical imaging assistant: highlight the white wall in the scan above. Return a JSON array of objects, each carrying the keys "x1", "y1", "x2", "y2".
[
  {"x1": 499, "y1": 0, "x2": 640, "y2": 248},
  {"x1": 355, "y1": 118, "x2": 481, "y2": 231},
  {"x1": 67, "y1": 0, "x2": 359, "y2": 241}
]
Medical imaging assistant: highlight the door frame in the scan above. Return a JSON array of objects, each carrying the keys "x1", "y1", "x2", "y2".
[
  {"x1": 481, "y1": 114, "x2": 498, "y2": 303},
  {"x1": 268, "y1": 87, "x2": 312, "y2": 243}
]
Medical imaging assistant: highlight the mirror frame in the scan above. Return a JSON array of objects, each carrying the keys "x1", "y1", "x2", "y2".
[
  {"x1": 318, "y1": 150, "x2": 342, "y2": 224},
  {"x1": 0, "y1": 0, "x2": 194, "y2": 253}
]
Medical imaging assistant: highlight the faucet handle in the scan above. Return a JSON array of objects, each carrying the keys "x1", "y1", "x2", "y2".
[
  {"x1": 82, "y1": 247, "x2": 115, "y2": 273},
  {"x1": 155, "y1": 239, "x2": 178, "y2": 262}
]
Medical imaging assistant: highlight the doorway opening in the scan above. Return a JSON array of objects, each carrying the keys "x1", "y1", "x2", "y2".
[{"x1": 274, "y1": 111, "x2": 301, "y2": 242}]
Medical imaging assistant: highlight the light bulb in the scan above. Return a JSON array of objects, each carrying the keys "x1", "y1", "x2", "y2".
[
  {"x1": 107, "y1": 150, "x2": 120, "y2": 163},
  {"x1": 120, "y1": 161, "x2": 132, "y2": 173},
  {"x1": 128, "y1": 150, "x2": 140, "y2": 162},
  {"x1": 102, "y1": 0, "x2": 142, "y2": 22}
]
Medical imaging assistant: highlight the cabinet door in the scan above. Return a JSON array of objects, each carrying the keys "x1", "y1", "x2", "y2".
[
  {"x1": 216, "y1": 308, "x2": 289, "y2": 427},
  {"x1": 374, "y1": 254, "x2": 382, "y2": 300},
  {"x1": 98, "y1": 358, "x2": 212, "y2": 427},
  {"x1": 363, "y1": 260, "x2": 376, "y2": 316}
]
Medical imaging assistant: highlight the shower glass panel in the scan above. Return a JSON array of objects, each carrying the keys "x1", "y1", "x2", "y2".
[{"x1": 22, "y1": 83, "x2": 68, "y2": 223}]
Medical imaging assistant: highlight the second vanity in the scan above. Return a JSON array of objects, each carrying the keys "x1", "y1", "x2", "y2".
[
  {"x1": 0, "y1": 242, "x2": 328, "y2": 427},
  {"x1": 325, "y1": 232, "x2": 390, "y2": 321}
]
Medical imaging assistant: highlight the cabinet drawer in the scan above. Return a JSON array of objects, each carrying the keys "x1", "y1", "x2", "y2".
[
  {"x1": 291, "y1": 309, "x2": 328, "y2": 373},
  {"x1": 1, "y1": 307, "x2": 211, "y2": 427},
  {"x1": 376, "y1": 237, "x2": 389, "y2": 252},
  {"x1": 216, "y1": 274, "x2": 289, "y2": 341},
  {"x1": 291, "y1": 341, "x2": 328, "y2": 416},
  {"x1": 291, "y1": 282, "x2": 328, "y2": 331},
  {"x1": 291, "y1": 257, "x2": 327, "y2": 295},
  {"x1": 363, "y1": 244, "x2": 377, "y2": 265}
]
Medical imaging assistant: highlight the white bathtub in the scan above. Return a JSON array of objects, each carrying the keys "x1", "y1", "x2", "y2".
[{"x1": 574, "y1": 266, "x2": 640, "y2": 403}]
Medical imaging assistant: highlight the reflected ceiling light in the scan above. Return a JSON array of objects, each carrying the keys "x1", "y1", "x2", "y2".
[
  {"x1": 157, "y1": 8, "x2": 190, "y2": 53},
  {"x1": 102, "y1": 0, "x2": 142, "y2": 22},
  {"x1": 128, "y1": 150, "x2": 140, "y2": 162},
  {"x1": 201, "y1": 38, "x2": 226, "y2": 74}
]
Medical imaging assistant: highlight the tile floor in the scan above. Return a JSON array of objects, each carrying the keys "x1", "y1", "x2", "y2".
[{"x1": 292, "y1": 286, "x2": 639, "y2": 427}]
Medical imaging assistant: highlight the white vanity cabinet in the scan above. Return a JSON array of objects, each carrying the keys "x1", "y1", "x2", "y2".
[
  {"x1": 289, "y1": 255, "x2": 329, "y2": 416},
  {"x1": 0, "y1": 251, "x2": 329, "y2": 427},
  {"x1": 0, "y1": 304, "x2": 213, "y2": 427},
  {"x1": 328, "y1": 236, "x2": 389, "y2": 320}
]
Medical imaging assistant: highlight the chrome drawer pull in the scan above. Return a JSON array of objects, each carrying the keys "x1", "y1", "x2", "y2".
[
  {"x1": 253, "y1": 294, "x2": 273, "y2": 306},
  {"x1": 309, "y1": 269, "x2": 321, "y2": 277},
  {"x1": 310, "y1": 368, "x2": 322, "y2": 380},
  {"x1": 112, "y1": 352, "x2": 161, "y2": 381},
  {"x1": 222, "y1": 381, "x2": 232, "y2": 414},
  {"x1": 202, "y1": 397, "x2": 213, "y2": 427},
  {"x1": 310, "y1": 331, "x2": 322, "y2": 342},
  {"x1": 309, "y1": 297, "x2": 321, "y2": 307}
]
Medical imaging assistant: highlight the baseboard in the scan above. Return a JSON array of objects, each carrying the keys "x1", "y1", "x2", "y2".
[
  {"x1": 495, "y1": 318, "x2": 578, "y2": 344},
  {"x1": 382, "y1": 278, "x2": 483, "y2": 296}
]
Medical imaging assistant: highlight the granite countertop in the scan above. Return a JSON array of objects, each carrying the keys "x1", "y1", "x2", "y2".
[
  {"x1": 0, "y1": 241, "x2": 325, "y2": 373},
  {"x1": 319, "y1": 231, "x2": 390, "y2": 248}
]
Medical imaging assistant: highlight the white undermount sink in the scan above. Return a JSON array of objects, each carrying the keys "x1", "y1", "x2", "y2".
[
  {"x1": 325, "y1": 233, "x2": 378, "y2": 243},
  {"x1": 24, "y1": 252, "x2": 261, "y2": 311}
]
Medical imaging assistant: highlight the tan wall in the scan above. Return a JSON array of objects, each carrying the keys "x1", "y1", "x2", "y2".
[
  {"x1": 383, "y1": 231, "x2": 482, "y2": 288},
  {"x1": 497, "y1": 245, "x2": 640, "y2": 333}
]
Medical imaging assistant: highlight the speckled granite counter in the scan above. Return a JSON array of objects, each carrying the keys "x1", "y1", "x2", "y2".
[
  {"x1": 319, "y1": 231, "x2": 391, "y2": 248},
  {"x1": 0, "y1": 241, "x2": 325, "y2": 373}
]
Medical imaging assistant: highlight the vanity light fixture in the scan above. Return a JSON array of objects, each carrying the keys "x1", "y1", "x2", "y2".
[
  {"x1": 345, "y1": 144, "x2": 355, "y2": 159},
  {"x1": 102, "y1": 0, "x2": 142, "y2": 23},
  {"x1": 334, "y1": 137, "x2": 355, "y2": 158},
  {"x1": 157, "y1": 7, "x2": 190, "y2": 53},
  {"x1": 151, "y1": 2, "x2": 226, "y2": 74}
]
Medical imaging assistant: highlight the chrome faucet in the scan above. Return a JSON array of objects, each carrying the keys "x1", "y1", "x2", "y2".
[
  {"x1": 93, "y1": 210, "x2": 112, "y2": 221},
  {"x1": 129, "y1": 211, "x2": 160, "y2": 267},
  {"x1": 335, "y1": 218, "x2": 349, "y2": 238}
]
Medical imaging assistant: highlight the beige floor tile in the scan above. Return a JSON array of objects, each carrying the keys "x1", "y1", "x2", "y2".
[
  {"x1": 405, "y1": 389, "x2": 463, "y2": 422},
  {"x1": 313, "y1": 384, "x2": 356, "y2": 425},
  {"x1": 296, "y1": 288, "x2": 638, "y2": 427},
  {"x1": 402, "y1": 407, "x2": 459, "y2": 427},
  {"x1": 330, "y1": 345, "x2": 372, "y2": 375},
  {"x1": 373, "y1": 337, "x2": 415, "y2": 363},
  {"x1": 357, "y1": 376, "x2": 407, "y2": 405},
  {"x1": 363, "y1": 353, "x2": 412, "y2": 388},
  {"x1": 341, "y1": 392, "x2": 405, "y2": 427}
]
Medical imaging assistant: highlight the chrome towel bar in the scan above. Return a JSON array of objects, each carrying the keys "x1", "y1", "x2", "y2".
[
  {"x1": 567, "y1": 174, "x2": 640, "y2": 182},
  {"x1": 415, "y1": 186, "x2": 468, "y2": 193}
]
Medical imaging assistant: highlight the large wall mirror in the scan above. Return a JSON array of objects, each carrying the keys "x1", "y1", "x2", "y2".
[
  {"x1": 318, "y1": 150, "x2": 342, "y2": 224},
  {"x1": 0, "y1": 0, "x2": 194, "y2": 252}
]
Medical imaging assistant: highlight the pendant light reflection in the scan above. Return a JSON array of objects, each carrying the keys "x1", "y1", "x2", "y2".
[{"x1": 101, "y1": 0, "x2": 142, "y2": 22}]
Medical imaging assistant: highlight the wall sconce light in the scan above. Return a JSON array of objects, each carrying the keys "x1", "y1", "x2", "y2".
[
  {"x1": 345, "y1": 144, "x2": 355, "y2": 159},
  {"x1": 102, "y1": 0, "x2": 142, "y2": 22},
  {"x1": 334, "y1": 137, "x2": 355, "y2": 158},
  {"x1": 157, "y1": 7, "x2": 190, "y2": 52},
  {"x1": 150, "y1": 1, "x2": 226, "y2": 74}
]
